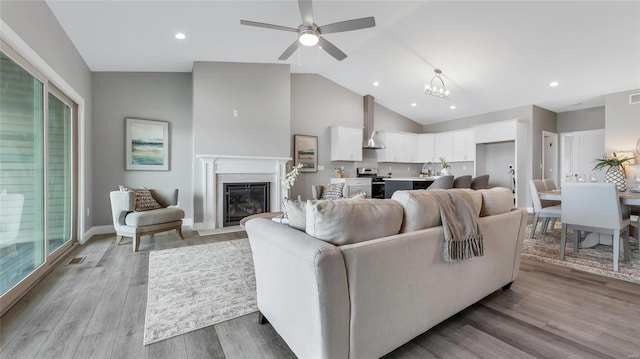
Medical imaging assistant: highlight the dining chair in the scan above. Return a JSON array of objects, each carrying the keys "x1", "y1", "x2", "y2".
[
  {"x1": 529, "y1": 180, "x2": 561, "y2": 239},
  {"x1": 560, "y1": 183, "x2": 631, "y2": 272},
  {"x1": 453, "y1": 175, "x2": 472, "y2": 188},
  {"x1": 542, "y1": 179, "x2": 561, "y2": 208},
  {"x1": 427, "y1": 175, "x2": 454, "y2": 190},
  {"x1": 470, "y1": 175, "x2": 489, "y2": 190}
]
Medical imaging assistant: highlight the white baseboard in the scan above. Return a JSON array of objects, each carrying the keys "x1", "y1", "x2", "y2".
[
  {"x1": 81, "y1": 225, "x2": 114, "y2": 244},
  {"x1": 81, "y1": 218, "x2": 194, "y2": 243},
  {"x1": 197, "y1": 226, "x2": 244, "y2": 236}
]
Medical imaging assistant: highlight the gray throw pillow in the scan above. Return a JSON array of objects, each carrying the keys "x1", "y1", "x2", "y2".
[{"x1": 320, "y1": 183, "x2": 345, "y2": 200}]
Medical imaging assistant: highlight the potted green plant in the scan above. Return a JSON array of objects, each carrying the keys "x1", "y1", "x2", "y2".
[
  {"x1": 439, "y1": 157, "x2": 451, "y2": 176},
  {"x1": 593, "y1": 152, "x2": 636, "y2": 191}
]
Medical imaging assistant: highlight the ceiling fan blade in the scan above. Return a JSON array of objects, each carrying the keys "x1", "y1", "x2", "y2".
[
  {"x1": 278, "y1": 40, "x2": 300, "y2": 60},
  {"x1": 240, "y1": 20, "x2": 299, "y2": 33},
  {"x1": 318, "y1": 37, "x2": 347, "y2": 61},
  {"x1": 318, "y1": 17, "x2": 376, "y2": 34},
  {"x1": 298, "y1": 0, "x2": 314, "y2": 26}
]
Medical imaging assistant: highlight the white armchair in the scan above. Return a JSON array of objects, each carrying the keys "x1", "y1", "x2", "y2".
[{"x1": 110, "y1": 188, "x2": 185, "y2": 252}]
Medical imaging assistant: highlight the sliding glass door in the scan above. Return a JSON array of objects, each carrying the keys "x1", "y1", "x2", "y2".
[
  {"x1": 48, "y1": 92, "x2": 74, "y2": 255},
  {"x1": 0, "y1": 42, "x2": 76, "y2": 302}
]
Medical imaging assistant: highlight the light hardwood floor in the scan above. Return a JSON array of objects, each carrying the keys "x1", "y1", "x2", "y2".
[{"x1": 1, "y1": 228, "x2": 640, "y2": 358}]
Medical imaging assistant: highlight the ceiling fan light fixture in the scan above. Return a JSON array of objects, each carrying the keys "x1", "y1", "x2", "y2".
[
  {"x1": 424, "y1": 69, "x2": 450, "y2": 99},
  {"x1": 299, "y1": 30, "x2": 319, "y2": 46}
]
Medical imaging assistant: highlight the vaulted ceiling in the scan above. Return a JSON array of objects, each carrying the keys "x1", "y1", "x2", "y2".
[{"x1": 46, "y1": 1, "x2": 640, "y2": 125}]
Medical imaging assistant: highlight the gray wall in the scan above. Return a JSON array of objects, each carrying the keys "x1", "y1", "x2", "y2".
[
  {"x1": 1, "y1": 0, "x2": 94, "y2": 236},
  {"x1": 557, "y1": 106, "x2": 605, "y2": 133},
  {"x1": 290, "y1": 74, "x2": 423, "y2": 200},
  {"x1": 531, "y1": 106, "x2": 557, "y2": 179},
  {"x1": 92, "y1": 72, "x2": 193, "y2": 226},
  {"x1": 192, "y1": 62, "x2": 291, "y2": 222},
  {"x1": 605, "y1": 88, "x2": 640, "y2": 179}
]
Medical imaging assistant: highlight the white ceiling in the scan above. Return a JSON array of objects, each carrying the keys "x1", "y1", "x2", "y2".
[{"x1": 46, "y1": 0, "x2": 640, "y2": 125}]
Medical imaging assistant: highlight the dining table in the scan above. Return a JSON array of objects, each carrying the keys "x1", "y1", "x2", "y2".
[{"x1": 538, "y1": 188, "x2": 640, "y2": 258}]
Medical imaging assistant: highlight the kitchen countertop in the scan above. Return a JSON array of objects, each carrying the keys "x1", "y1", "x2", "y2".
[{"x1": 384, "y1": 176, "x2": 440, "y2": 181}]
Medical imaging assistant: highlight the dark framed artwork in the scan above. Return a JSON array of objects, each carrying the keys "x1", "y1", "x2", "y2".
[{"x1": 293, "y1": 134, "x2": 318, "y2": 173}]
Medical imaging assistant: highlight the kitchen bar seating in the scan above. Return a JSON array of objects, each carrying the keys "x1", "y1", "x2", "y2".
[{"x1": 560, "y1": 183, "x2": 631, "y2": 272}]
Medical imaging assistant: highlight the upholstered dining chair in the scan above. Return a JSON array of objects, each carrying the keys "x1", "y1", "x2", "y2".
[
  {"x1": 560, "y1": 183, "x2": 631, "y2": 272},
  {"x1": 542, "y1": 179, "x2": 561, "y2": 206},
  {"x1": 427, "y1": 175, "x2": 454, "y2": 190},
  {"x1": 470, "y1": 175, "x2": 490, "y2": 190},
  {"x1": 453, "y1": 175, "x2": 472, "y2": 189},
  {"x1": 529, "y1": 180, "x2": 561, "y2": 239}
]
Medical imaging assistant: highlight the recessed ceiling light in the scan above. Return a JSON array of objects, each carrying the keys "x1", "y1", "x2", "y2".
[
  {"x1": 411, "y1": 102, "x2": 417, "y2": 107},
  {"x1": 373, "y1": 81, "x2": 379, "y2": 87},
  {"x1": 450, "y1": 105, "x2": 456, "y2": 110},
  {"x1": 549, "y1": 81, "x2": 559, "y2": 87},
  {"x1": 175, "y1": 33, "x2": 186, "y2": 40}
]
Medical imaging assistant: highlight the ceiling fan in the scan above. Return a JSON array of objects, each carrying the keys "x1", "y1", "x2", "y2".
[{"x1": 240, "y1": 0, "x2": 375, "y2": 61}]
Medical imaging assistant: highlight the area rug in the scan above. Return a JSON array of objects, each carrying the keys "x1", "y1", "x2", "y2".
[
  {"x1": 523, "y1": 224, "x2": 640, "y2": 283},
  {"x1": 144, "y1": 238, "x2": 257, "y2": 345}
]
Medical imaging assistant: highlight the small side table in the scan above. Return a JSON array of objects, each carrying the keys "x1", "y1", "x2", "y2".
[{"x1": 239, "y1": 212, "x2": 284, "y2": 230}]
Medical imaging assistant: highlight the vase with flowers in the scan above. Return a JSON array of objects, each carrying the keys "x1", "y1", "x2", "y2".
[
  {"x1": 593, "y1": 152, "x2": 636, "y2": 191},
  {"x1": 281, "y1": 163, "x2": 304, "y2": 220},
  {"x1": 439, "y1": 157, "x2": 451, "y2": 176}
]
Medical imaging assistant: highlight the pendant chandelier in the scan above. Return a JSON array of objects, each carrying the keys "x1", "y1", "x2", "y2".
[{"x1": 424, "y1": 69, "x2": 450, "y2": 99}]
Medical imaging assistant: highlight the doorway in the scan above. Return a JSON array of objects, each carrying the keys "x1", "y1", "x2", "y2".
[{"x1": 542, "y1": 131, "x2": 558, "y2": 185}]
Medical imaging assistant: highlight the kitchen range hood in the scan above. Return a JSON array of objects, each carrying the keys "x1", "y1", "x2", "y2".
[{"x1": 363, "y1": 94, "x2": 384, "y2": 149}]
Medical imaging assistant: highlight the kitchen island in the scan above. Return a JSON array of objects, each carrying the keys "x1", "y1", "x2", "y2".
[{"x1": 383, "y1": 177, "x2": 440, "y2": 198}]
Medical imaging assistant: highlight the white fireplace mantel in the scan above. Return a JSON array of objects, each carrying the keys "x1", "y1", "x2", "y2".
[{"x1": 196, "y1": 155, "x2": 291, "y2": 230}]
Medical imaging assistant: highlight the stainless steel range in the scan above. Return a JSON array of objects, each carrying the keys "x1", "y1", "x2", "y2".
[{"x1": 357, "y1": 168, "x2": 385, "y2": 199}]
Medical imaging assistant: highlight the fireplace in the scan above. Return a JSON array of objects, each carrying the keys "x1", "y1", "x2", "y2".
[
  {"x1": 223, "y1": 182, "x2": 270, "y2": 226},
  {"x1": 196, "y1": 155, "x2": 290, "y2": 230}
]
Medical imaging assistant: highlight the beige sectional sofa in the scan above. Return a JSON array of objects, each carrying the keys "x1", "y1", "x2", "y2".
[{"x1": 245, "y1": 188, "x2": 526, "y2": 359}]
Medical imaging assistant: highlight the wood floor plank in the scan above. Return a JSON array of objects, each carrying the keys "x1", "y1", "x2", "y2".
[
  {"x1": 464, "y1": 305, "x2": 616, "y2": 359},
  {"x1": 83, "y1": 268, "x2": 133, "y2": 336},
  {"x1": 148, "y1": 335, "x2": 188, "y2": 359},
  {"x1": 183, "y1": 326, "x2": 226, "y2": 359},
  {"x1": 110, "y1": 330, "x2": 149, "y2": 359},
  {"x1": 2, "y1": 231, "x2": 640, "y2": 359},
  {"x1": 215, "y1": 316, "x2": 264, "y2": 359},
  {"x1": 383, "y1": 341, "x2": 438, "y2": 359},
  {"x1": 72, "y1": 328, "x2": 117, "y2": 359},
  {"x1": 240, "y1": 313, "x2": 296, "y2": 359},
  {"x1": 34, "y1": 318, "x2": 89, "y2": 359}
]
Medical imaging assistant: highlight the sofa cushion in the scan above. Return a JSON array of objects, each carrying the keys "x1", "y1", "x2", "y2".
[
  {"x1": 477, "y1": 187, "x2": 514, "y2": 217},
  {"x1": 125, "y1": 207, "x2": 184, "y2": 226},
  {"x1": 305, "y1": 198, "x2": 403, "y2": 245},
  {"x1": 284, "y1": 199, "x2": 308, "y2": 231},
  {"x1": 391, "y1": 189, "x2": 482, "y2": 233}
]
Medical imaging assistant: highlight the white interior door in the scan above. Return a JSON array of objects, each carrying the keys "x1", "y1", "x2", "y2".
[{"x1": 560, "y1": 129, "x2": 605, "y2": 185}]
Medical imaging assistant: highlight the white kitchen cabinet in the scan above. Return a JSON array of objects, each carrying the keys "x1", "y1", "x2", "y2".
[
  {"x1": 402, "y1": 133, "x2": 419, "y2": 163},
  {"x1": 377, "y1": 131, "x2": 403, "y2": 162},
  {"x1": 330, "y1": 126, "x2": 363, "y2": 161},
  {"x1": 452, "y1": 129, "x2": 476, "y2": 162},
  {"x1": 418, "y1": 133, "x2": 435, "y2": 163},
  {"x1": 474, "y1": 120, "x2": 517, "y2": 144},
  {"x1": 434, "y1": 132, "x2": 453, "y2": 163},
  {"x1": 377, "y1": 131, "x2": 419, "y2": 163}
]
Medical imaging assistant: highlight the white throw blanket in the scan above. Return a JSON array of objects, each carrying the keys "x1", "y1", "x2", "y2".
[{"x1": 427, "y1": 190, "x2": 484, "y2": 262}]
